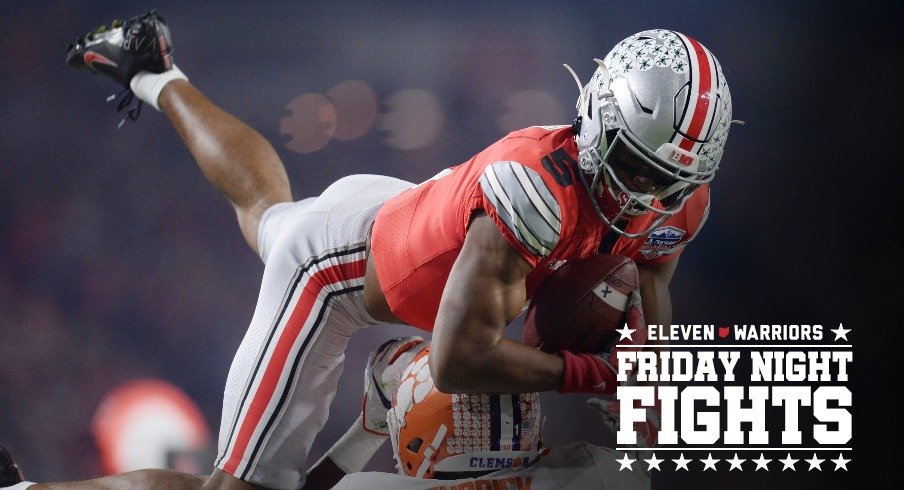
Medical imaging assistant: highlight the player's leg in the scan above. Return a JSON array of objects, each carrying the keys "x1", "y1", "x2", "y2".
[
  {"x1": 211, "y1": 175, "x2": 412, "y2": 489},
  {"x1": 213, "y1": 257, "x2": 375, "y2": 488},
  {"x1": 66, "y1": 11, "x2": 291, "y2": 256},
  {"x1": 157, "y1": 80, "x2": 291, "y2": 255}
]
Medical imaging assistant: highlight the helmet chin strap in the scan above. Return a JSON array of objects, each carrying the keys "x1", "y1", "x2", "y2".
[{"x1": 655, "y1": 180, "x2": 690, "y2": 203}]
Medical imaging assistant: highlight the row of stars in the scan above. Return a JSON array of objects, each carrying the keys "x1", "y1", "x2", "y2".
[
  {"x1": 617, "y1": 452, "x2": 850, "y2": 472},
  {"x1": 615, "y1": 323, "x2": 851, "y2": 341}
]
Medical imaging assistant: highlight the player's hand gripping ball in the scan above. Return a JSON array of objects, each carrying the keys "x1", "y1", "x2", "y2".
[{"x1": 523, "y1": 254, "x2": 641, "y2": 353}]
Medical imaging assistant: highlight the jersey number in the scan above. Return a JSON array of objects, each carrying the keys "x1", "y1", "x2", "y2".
[{"x1": 541, "y1": 149, "x2": 576, "y2": 187}]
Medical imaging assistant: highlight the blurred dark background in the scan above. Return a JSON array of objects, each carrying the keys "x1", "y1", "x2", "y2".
[{"x1": 1, "y1": 1, "x2": 894, "y2": 488}]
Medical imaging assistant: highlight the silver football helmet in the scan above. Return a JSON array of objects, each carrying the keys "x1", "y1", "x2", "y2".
[{"x1": 568, "y1": 29, "x2": 734, "y2": 238}]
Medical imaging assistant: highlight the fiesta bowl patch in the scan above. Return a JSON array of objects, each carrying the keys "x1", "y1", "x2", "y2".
[{"x1": 640, "y1": 226, "x2": 686, "y2": 258}]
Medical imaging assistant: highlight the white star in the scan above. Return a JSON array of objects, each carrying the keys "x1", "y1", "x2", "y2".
[
  {"x1": 700, "y1": 453, "x2": 719, "y2": 471},
  {"x1": 672, "y1": 453, "x2": 691, "y2": 471},
  {"x1": 616, "y1": 323, "x2": 636, "y2": 341},
  {"x1": 752, "y1": 453, "x2": 771, "y2": 471},
  {"x1": 805, "y1": 453, "x2": 824, "y2": 471},
  {"x1": 617, "y1": 453, "x2": 636, "y2": 471},
  {"x1": 726, "y1": 453, "x2": 745, "y2": 471},
  {"x1": 780, "y1": 453, "x2": 798, "y2": 471},
  {"x1": 831, "y1": 453, "x2": 850, "y2": 471},
  {"x1": 831, "y1": 323, "x2": 851, "y2": 341},
  {"x1": 644, "y1": 453, "x2": 663, "y2": 471}
]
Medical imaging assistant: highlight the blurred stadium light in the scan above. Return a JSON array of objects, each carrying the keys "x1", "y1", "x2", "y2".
[{"x1": 91, "y1": 379, "x2": 211, "y2": 475}]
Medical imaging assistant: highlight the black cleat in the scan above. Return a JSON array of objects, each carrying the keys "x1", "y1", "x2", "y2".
[
  {"x1": 66, "y1": 10, "x2": 174, "y2": 87},
  {"x1": 0, "y1": 446, "x2": 25, "y2": 487}
]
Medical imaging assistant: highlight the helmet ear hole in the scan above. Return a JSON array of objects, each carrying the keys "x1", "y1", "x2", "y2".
[{"x1": 406, "y1": 437, "x2": 424, "y2": 453}]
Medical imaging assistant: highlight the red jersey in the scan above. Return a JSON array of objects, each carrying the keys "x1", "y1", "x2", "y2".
[{"x1": 371, "y1": 126, "x2": 709, "y2": 331}]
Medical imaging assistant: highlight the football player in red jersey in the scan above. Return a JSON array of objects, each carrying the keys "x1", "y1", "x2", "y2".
[{"x1": 63, "y1": 11, "x2": 733, "y2": 490}]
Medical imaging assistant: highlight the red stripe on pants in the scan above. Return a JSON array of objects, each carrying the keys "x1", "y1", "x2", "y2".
[{"x1": 222, "y1": 258, "x2": 366, "y2": 475}]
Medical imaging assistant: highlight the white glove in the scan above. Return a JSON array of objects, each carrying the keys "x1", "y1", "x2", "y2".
[
  {"x1": 587, "y1": 397, "x2": 661, "y2": 449},
  {"x1": 362, "y1": 336, "x2": 428, "y2": 435}
]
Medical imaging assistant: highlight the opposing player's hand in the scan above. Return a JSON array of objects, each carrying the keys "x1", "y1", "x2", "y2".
[
  {"x1": 362, "y1": 336, "x2": 428, "y2": 435},
  {"x1": 587, "y1": 398, "x2": 660, "y2": 449}
]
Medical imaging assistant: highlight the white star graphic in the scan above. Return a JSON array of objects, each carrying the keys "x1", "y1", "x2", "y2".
[
  {"x1": 672, "y1": 453, "x2": 691, "y2": 471},
  {"x1": 752, "y1": 453, "x2": 771, "y2": 471},
  {"x1": 616, "y1": 323, "x2": 636, "y2": 341},
  {"x1": 700, "y1": 453, "x2": 719, "y2": 471},
  {"x1": 805, "y1": 453, "x2": 824, "y2": 471},
  {"x1": 617, "y1": 453, "x2": 636, "y2": 471},
  {"x1": 780, "y1": 453, "x2": 798, "y2": 471},
  {"x1": 831, "y1": 323, "x2": 851, "y2": 341},
  {"x1": 831, "y1": 453, "x2": 850, "y2": 471},
  {"x1": 644, "y1": 453, "x2": 664, "y2": 471},
  {"x1": 726, "y1": 453, "x2": 745, "y2": 471}
]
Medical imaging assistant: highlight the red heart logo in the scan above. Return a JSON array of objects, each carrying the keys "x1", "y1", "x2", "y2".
[{"x1": 718, "y1": 326, "x2": 730, "y2": 338}]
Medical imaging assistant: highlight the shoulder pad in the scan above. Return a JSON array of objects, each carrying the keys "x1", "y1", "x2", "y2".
[{"x1": 479, "y1": 161, "x2": 562, "y2": 257}]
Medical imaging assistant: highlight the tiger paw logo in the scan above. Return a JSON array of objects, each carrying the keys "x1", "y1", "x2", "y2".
[{"x1": 392, "y1": 352, "x2": 434, "y2": 427}]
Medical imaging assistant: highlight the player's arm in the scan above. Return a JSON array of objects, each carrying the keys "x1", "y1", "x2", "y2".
[
  {"x1": 22, "y1": 469, "x2": 204, "y2": 490},
  {"x1": 302, "y1": 416, "x2": 373, "y2": 490},
  {"x1": 637, "y1": 258, "x2": 678, "y2": 344},
  {"x1": 303, "y1": 337, "x2": 427, "y2": 490},
  {"x1": 158, "y1": 80, "x2": 292, "y2": 255},
  {"x1": 635, "y1": 185, "x2": 707, "y2": 334},
  {"x1": 429, "y1": 213, "x2": 566, "y2": 394}
]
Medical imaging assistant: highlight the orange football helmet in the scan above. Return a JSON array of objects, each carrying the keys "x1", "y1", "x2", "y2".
[{"x1": 387, "y1": 347, "x2": 543, "y2": 478}]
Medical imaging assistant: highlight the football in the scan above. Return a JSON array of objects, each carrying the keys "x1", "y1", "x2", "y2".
[{"x1": 522, "y1": 254, "x2": 639, "y2": 353}]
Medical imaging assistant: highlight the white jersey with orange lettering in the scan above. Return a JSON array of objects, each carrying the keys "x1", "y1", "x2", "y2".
[{"x1": 332, "y1": 442, "x2": 650, "y2": 490}]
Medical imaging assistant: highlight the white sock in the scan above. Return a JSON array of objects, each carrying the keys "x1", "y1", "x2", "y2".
[{"x1": 129, "y1": 65, "x2": 188, "y2": 111}]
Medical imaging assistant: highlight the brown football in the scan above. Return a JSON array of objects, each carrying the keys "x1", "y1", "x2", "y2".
[{"x1": 522, "y1": 254, "x2": 639, "y2": 353}]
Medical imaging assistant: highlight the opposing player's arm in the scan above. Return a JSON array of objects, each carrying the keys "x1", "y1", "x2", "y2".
[
  {"x1": 25, "y1": 469, "x2": 204, "y2": 490},
  {"x1": 158, "y1": 80, "x2": 292, "y2": 255},
  {"x1": 304, "y1": 337, "x2": 427, "y2": 490},
  {"x1": 429, "y1": 213, "x2": 565, "y2": 394},
  {"x1": 637, "y1": 258, "x2": 678, "y2": 343}
]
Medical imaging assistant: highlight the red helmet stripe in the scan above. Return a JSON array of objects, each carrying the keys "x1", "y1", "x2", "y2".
[{"x1": 677, "y1": 34, "x2": 715, "y2": 151}]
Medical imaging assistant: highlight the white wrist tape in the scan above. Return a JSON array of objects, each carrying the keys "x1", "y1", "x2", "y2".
[
  {"x1": 323, "y1": 414, "x2": 388, "y2": 473},
  {"x1": 129, "y1": 65, "x2": 188, "y2": 111}
]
